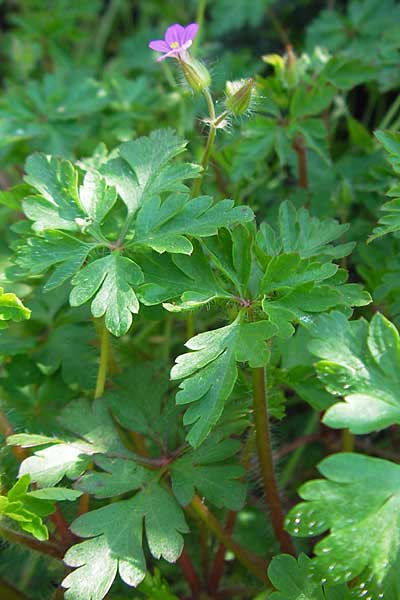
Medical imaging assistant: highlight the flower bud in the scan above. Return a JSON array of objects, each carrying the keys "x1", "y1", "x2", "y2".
[
  {"x1": 225, "y1": 78, "x2": 255, "y2": 116},
  {"x1": 179, "y1": 55, "x2": 211, "y2": 93},
  {"x1": 284, "y1": 45, "x2": 299, "y2": 88}
]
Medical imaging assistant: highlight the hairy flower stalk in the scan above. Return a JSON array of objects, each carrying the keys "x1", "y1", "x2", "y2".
[{"x1": 149, "y1": 23, "x2": 225, "y2": 197}]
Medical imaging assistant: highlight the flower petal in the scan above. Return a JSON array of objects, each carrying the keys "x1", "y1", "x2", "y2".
[
  {"x1": 165, "y1": 23, "x2": 185, "y2": 46},
  {"x1": 183, "y1": 23, "x2": 199, "y2": 43},
  {"x1": 157, "y1": 48, "x2": 180, "y2": 61},
  {"x1": 148, "y1": 40, "x2": 170, "y2": 52}
]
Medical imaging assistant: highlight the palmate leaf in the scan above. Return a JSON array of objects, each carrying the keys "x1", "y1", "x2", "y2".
[
  {"x1": 63, "y1": 478, "x2": 188, "y2": 599},
  {"x1": 268, "y1": 554, "x2": 351, "y2": 600},
  {"x1": 70, "y1": 252, "x2": 144, "y2": 337},
  {"x1": 308, "y1": 311, "x2": 400, "y2": 434},
  {"x1": 285, "y1": 453, "x2": 400, "y2": 598},
  {"x1": 170, "y1": 435, "x2": 246, "y2": 510},
  {"x1": 103, "y1": 362, "x2": 182, "y2": 445},
  {"x1": 13, "y1": 398, "x2": 130, "y2": 487},
  {"x1": 257, "y1": 200, "x2": 353, "y2": 260},
  {"x1": 133, "y1": 194, "x2": 253, "y2": 255},
  {"x1": 0, "y1": 288, "x2": 30, "y2": 329},
  {"x1": 101, "y1": 128, "x2": 201, "y2": 215},
  {"x1": 171, "y1": 313, "x2": 277, "y2": 447},
  {"x1": 9, "y1": 372, "x2": 246, "y2": 598}
]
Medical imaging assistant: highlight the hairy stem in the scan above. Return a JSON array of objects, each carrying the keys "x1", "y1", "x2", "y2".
[
  {"x1": 251, "y1": 367, "x2": 296, "y2": 555},
  {"x1": 0, "y1": 526, "x2": 65, "y2": 560},
  {"x1": 192, "y1": 89, "x2": 217, "y2": 198},
  {"x1": 292, "y1": 135, "x2": 308, "y2": 190},
  {"x1": 190, "y1": 495, "x2": 269, "y2": 584}
]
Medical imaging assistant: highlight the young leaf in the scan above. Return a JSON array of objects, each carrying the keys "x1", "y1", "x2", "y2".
[
  {"x1": 286, "y1": 453, "x2": 400, "y2": 596},
  {"x1": 308, "y1": 311, "x2": 400, "y2": 433},
  {"x1": 0, "y1": 288, "x2": 30, "y2": 329},
  {"x1": 70, "y1": 252, "x2": 144, "y2": 336},
  {"x1": 0, "y1": 474, "x2": 79, "y2": 541},
  {"x1": 171, "y1": 314, "x2": 277, "y2": 446}
]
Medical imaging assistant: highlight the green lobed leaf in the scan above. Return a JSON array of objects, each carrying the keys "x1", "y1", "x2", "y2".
[
  {"x1": 133, "y1": 194, "x2": 254, "y2": 255},
  {"x1": 70, "y1": 252, "x2": 143, "y2": 336},
  {"x1": 308, "y1": 311, "x2": 400, "y2": 434},
  {"x1": 268, "y1": 553, "x2": 351, "y2": 599},
  {"x1": 63, "y1": 477, "x2": 188, "y2": 598},
  {"x1": 286, "y1": 453, "x2": 400, "y2": 597},
  {"x1": 170, "y1": 435, "x2": 246, "y2": 510},
  {"x1": 171, "y1": 314, "x2": 277, "y2": 446}
]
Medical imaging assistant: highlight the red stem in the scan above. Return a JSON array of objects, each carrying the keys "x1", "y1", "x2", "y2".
[
  {"x1": 292, "y1": 135, "x2": 308, "y2": 189},
  {"x1": 208, "y1": 510, "x2": 237, "y2": 592},
  {"x1": 178, "y1": 547, "x2": 201, "y2": 597}
]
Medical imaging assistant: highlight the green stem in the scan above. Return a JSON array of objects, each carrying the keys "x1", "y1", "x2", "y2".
[
  {"x1": 378, "y1": 93, "x2": 400, "y2": 130},
  {"x1": 0, "y1": 526, "x2": 65, "y2": 560},
  {"x1": 0, "y1": 578, "x2": 31, "y2": 600},
  {"x1": 252, "y1": 367, "x2": 296, "y2": 555},
  {"x1": 192, "y1": 88, "x2": 217, "y2": 198},
  {"x1": 190, "y1": 495, "x2": 269, "y2": 584},
  {"x1": 94, "y1": 319, "x2": 111, "y2": 399},
  {"x1": 342, "y1": 429, "x2": 354, "y2": 452}
]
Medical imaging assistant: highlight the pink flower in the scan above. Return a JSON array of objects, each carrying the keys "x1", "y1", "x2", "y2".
[{"x1": 149, "y1": 23, "x2": 199, "y2": 62}]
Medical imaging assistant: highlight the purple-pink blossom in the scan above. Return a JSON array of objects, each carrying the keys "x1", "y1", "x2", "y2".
[{"x1": 149, "y1": 23, "x2": 199, "y2": 62}]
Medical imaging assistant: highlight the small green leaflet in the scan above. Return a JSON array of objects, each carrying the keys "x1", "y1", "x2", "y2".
[
  {"x1": 170, "y1": 435, "x2": 246, "y2": 510},
  {"x1": 0, "y1": 474, "x2": 80, "y2": 541},
  {"x1": 101, "y1": 128, "x2": 201, "y2": 215},
  {"x1": 308, "y1": 311, "x2": 400, "y2": 433},
  {"x1": 286, "y1": 453, "x2": 400, "y2": 597},
  {"x1": 63, "y1": 479, "x2": 188, "y2": 599},
  {"x1": 0, "y1": 288, "x2": 30, "y2": 329},
  {"x1": 70, "y1": 252, "x2": 143, "y2": 337},
  {"x1": 11, "y1": 232, "x2": 92, "y2": 292},
  {"x1": 268, "y1": 554, "x2": 351, "y2": 599},
  {"x1": 23, "y1": 153, "x2": 82, "y2": 231},
  {"x1": 370, "y1": 130, "x2": 400, "y2": 240},
  {"x1": 133, "y1": 194, "x2": 254, "y2": 254},
  {"x1": 171, "y1": 314, "x2": 277, "y2": 446},
  {"x1": 138, "y1": 248, "x2": 230, "y2": 310}
]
